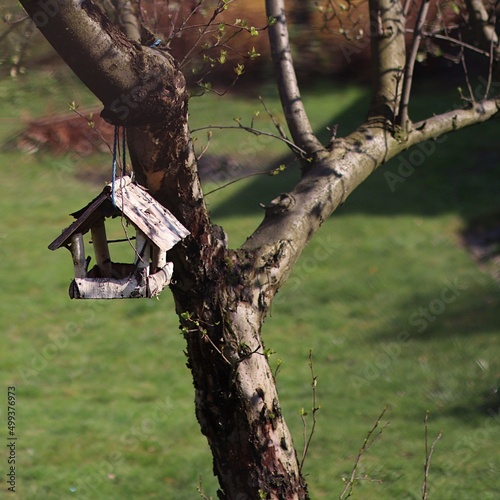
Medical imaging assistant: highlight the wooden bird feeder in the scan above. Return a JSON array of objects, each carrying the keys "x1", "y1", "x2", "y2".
[{"x1": 48, "y1": 176, "x2": 189, "y2": 299}]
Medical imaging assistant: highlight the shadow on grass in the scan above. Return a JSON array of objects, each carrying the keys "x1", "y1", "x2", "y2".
[
  {"x1": 209, "y1": 87, "x2": 500, "y2": 222},
  {"x1": 366, "y1": 276, "x2": 500, "y2": 421},
  {"x1": 446, "y1": 389, "x2": 500, "y2": 420},
  {"x1": 370, "y1": 277, "x2": 499, "y2": 343}
]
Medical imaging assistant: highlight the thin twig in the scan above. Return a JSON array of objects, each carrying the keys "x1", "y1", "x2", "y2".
[
  {"x1": 339, "y1": 407, "x2": 389, "y2": 499},
  {"x1": 258, "y1": 95, "x2": 288, "y2": 140},
  {"x1": 299, "y1": 350, "x2": 320, "y2": 473},
  {"x1": 459, "y1": 38, "x2": 475, "y2": 102},
  {"x1": 422, "y1": 411, "x2": 443, "y2": 500},
  {"x1": 422, "y1": 32, "x2": 490, "y2": 57},
  {"x1": 484, "y1": 11, "x2": 497, "y2": 98},
  {"x1": 179, "y1": 0, "x2": 231, "y2": 68},
  {"x1": 196, "y1": 131, "x2": 213, "y2": 162},
  {"x1": 196, "y1": 475, "x2": 212, "y2": 500},
  {"x1": 191, "y1": 124, "x2": 308, "y2": 158},
  {"x1": 203, "y1": 161, "x2": 292, "y2": 197},
  {"x1": 69, "y1": 106, "x2": 113, "y2": 154},
  {"x1": 202, "y1": 331, "x2": 232, "y2": 366}
]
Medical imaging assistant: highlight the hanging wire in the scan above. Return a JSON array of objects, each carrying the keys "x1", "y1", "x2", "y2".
[
  {"x1": 111, "y1": 125, "x2": 119, "y2": 206},
  {"x1": 121, "y1": 126, "x2": 127, "y2": 176}
]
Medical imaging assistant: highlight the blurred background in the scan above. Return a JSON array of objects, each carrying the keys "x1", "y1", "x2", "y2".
[{"x1": 1, "y1": 1, "x2": 500, "y2": 498}]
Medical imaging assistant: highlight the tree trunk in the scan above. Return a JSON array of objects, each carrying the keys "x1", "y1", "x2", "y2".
[{"x1": 173, "y1": 269, "x2": 309, "y2": 499}]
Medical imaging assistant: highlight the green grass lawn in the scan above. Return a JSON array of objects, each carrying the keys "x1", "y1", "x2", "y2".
[{"x1": 1, "y1": 68, "x2": 500, "y2": 499}]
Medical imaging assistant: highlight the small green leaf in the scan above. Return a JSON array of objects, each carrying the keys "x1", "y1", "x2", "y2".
[
  {"x1": 218, "y1": 49, "x2": 227, "y2": 64},
  {"x1": 270, "y1": 164, "x2": 286, "y2": 176},
  {"x1": 234, "y1": 63, "x2": 245, "y2": 75},
  {"x1": 450, "y1": 1, "x2": 460, "y2": 14},
  {"x1": 250, "y1": 26, "x2": 259, "y2": 36},
  {"x1": 248, "y1": 46, "x2": 261, "y2": 60}
]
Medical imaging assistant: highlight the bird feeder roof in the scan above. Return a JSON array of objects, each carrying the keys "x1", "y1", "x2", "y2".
[{"x1": 48, "y1": 176, "x2": 189, "y2": 252}]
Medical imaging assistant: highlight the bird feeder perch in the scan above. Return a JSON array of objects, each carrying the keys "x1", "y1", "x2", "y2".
[{"x1": 48, "y1": 176, "x2": 189, "y2": 299}]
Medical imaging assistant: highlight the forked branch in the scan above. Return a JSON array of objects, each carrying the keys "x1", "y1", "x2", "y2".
[
  {"x1": 339, "y1": 407, "x2": 388, "y2": 499},
  {"x1": 299, "y1": 350, "x2": 320, "y2": 473},
  {"x1": 422, "y1": 411, "x2": 443, "y2": 500}
]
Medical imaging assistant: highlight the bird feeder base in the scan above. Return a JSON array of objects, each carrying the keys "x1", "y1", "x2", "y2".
[{"x1": 69, "y1": 263, "x2": 174, "y2": 299}]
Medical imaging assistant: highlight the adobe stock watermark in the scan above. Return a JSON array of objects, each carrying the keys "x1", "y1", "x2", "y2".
[{"x1": 350, "y1": 275, "x2": 471, "y2": 394}]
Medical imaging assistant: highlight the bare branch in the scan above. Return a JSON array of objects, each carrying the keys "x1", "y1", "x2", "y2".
[
  {"x1": 111, "y1": 0, "x2": 141, "y2": 41},
  {"x1": 410, "y1": 98, "x2": 500, "y2": 144},
  {"x1": 203, "y1": 163, "x2": 291, "y2": 197},
  {"x1": 178, "y1": 1, "x2": 227, "y2": 68},
  {"x1": 339, "y1": 407, "x2": 388, "y2": 499},
  {"x1": 299, "y1": 350, "x2": 320, "y2": 473},
  {"x1": 368, "y1": 0, "x2": 406, "y2": 123},
  {"x1": 464, "y1": 0, "x2": 500, "y2": 58},
  {"x1": 459, "y1": 41, "x2": 476, "y2": 102},
  {"x1": 191, "y1": 124, "x2": 308, "y2": 157},
  {"x1": 422, "y1": 411, "x2": 443, "y2": 500},
  {"x1": 422, "y1": 31, "x2": 490, "y2": 57},
  {"x1": 397, "y1": 0, "x2": 431, "y2": 130},
  {"x1": 265, "y1": 0, "x2": 322, "y2": 156}
]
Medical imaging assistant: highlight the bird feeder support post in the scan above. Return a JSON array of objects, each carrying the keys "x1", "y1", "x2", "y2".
[
  {"x1": 135, "y1": 228, "x2": 151, "y2": 272},
  {"x1": 91, "y1": 219, "x2": 112, "y2": 278},
  {"x1": 152, "y1": 246, "x2": 167, "y2": 272},
  {"x1": 70, "y1": 233, "x2": 87, "y2": 278}
]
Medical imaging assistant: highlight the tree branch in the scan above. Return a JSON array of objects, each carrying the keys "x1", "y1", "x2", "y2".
[
  {"x1": 265, "y1": 0, "x2": 323, "y2": 156},
  {"x1": 397, "y1": 0, "x2": 431, "y2": 130},
  {"x1": 111, "y1": 0, "x2": 141, "y2": 41},
  {"x1": 409, "y1": 98, "x2": 500, "y2": 145},
  {"x1": 19, "y1": 0, "x2": 185, "y2": 128},
  {"x1": 241, "y1": 97, "x2": 499, "y2": 312},
  {"x1": 463, "y1": 0, "x2": 500, "y2": 59},
  {"x1": 422, "y1": 411, "x2": 443, "y2": 500},
  {"x1": 368, "y1": 0, "x2": 406, "y2": 123}
]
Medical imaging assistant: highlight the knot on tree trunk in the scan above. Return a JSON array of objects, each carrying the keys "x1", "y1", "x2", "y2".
[{"x1": 264, "y1": 193, "x2": 296, "y2": 215}]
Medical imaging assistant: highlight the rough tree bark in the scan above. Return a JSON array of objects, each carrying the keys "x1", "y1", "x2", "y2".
[{"x1": 19, "y1": 0, "x2": 500, "y2": 498}]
